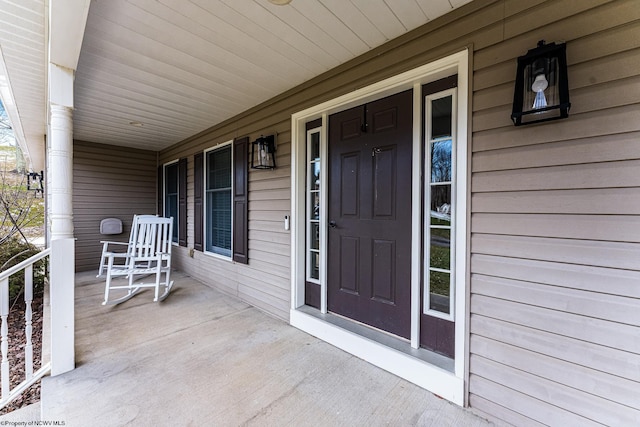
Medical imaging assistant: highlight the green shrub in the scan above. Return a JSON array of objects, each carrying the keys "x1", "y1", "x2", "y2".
[{"x1": 0, "y1": 238, "x2": 46, "y2": 300}]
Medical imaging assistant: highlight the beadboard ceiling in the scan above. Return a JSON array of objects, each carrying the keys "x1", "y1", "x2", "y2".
[{"x1": 0, "y1": 0, "x2": 473, "y2": 161}]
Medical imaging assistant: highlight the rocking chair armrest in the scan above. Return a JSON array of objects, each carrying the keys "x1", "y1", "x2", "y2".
[
  {"x1": 100, "y1": 241, "x2": 129, "y2": 246},
  {"x1": 103, "y1": 252, "x2": 130, "y2": 258}
]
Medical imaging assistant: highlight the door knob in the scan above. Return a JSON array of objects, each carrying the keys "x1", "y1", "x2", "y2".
[{"x1": 329, "y1": 220, "x2": 337, "y2": 228}]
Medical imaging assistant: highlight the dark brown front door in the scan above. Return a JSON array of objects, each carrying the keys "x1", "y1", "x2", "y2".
[{"x1": 327, "y1": 90, "x2": 413, "y2": 339}]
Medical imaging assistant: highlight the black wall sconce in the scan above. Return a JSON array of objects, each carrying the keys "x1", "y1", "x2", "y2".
[
  {"x1": 26, "y1": 170, "x2": 44, "y2": 196},
  {"x1": 251, "y1": 134, "x2": 276, "y2": 169},
  {"x1": 511, "y1": 40, "x2": 571, "y2": 126}
]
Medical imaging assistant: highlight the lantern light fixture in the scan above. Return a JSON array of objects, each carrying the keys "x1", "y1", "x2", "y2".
[
  {"x1": 26, "y1": 170, "x2": 44, "y2": 196},
  {"x1": 511, "y1": 40, "x2": 571, "y2": 126},
  {"x1": 251, "y1": 135, "x2": 276, "y2": 170}
]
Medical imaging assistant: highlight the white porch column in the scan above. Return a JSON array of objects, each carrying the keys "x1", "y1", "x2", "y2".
[
  {"x1": 49, "y1": 104, "x2": 74, "y2": 240},
  {"x1": 48, "y1": 64, "x2": 75, "y2": 376}
]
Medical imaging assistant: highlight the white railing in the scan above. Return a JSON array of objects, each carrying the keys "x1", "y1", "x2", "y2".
[{"x1": 0, "y1": 248, "x2": 51, "y2": 409}]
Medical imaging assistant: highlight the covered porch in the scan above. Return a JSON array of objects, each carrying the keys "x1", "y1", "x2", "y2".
[
  {"x1": 41, "y1": 271, "x2": 488, "y2": 426},
  {"x1": 1, "y1": 0, "x2": 638, "y2": 424}
]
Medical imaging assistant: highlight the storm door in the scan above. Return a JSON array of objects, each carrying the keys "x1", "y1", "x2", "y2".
[{"x1": 327, "y1": 90, "x2": 413, "y2": 339}]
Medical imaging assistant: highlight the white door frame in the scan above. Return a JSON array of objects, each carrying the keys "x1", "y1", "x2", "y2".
[{"x1": 290, "y1": 49, "x2": 469, "y2": 406}]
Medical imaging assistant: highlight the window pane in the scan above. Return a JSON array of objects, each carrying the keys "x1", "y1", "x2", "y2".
[
  {"x1": 311, "y1": 162, "x2": 320, "y2": 191},
  {"x1": 207, "y1": 147, "x2": 231, "y2": 190},
  {"x1": 429, "y1": 270, "x2": 450, "y2": 314},
  {"x1": 430, "y1": 185, "x2": 451, "y2": 225},
  {"x1": 165, "y1": 195, "x2": 179, "y2": 242},
  {"x1": 166, "y1": 163, "x2": 178, "y2": 193},
  {"x1": 430, "y1": 229, "x2": 450, "y2": 270},
  {"x1": 431, "y1": 95, "x2": 452, "y2": 139},
  {"x1": 309, "y1": 192, "x2": 320, "y2": 220},
  {"x1": 431, "y1": 139, "x2": 451, "y2": 182},
  {"x1": 310, "y1": 132, "x2": 320, "y2": 160},
  {"x1": 310, "y1": 222, "x2": 319, "y2": 250},
  {"x1": 310, "y1": 251, "x2": 319, "y2": 280},
  {"x1": 206, "y1": 189, "x2": 231, "y2": 256}
]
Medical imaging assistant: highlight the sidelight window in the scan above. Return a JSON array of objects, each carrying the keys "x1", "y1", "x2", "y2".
[
  {"x1": 306, "y1": 127, "x2": 322, "y2": 283},
  {"x1": 424, "y1": 89, "x2": 457, "y2": 320}
]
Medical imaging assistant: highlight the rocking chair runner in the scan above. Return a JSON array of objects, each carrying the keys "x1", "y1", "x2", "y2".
[{"x1": 98, "y1": 215, "x2": 174, "y2": 305}]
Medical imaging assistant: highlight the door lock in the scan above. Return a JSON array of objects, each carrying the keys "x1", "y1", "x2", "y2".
[{"x1": 329, "y1": 220, "x2": 337, "y2": 228}]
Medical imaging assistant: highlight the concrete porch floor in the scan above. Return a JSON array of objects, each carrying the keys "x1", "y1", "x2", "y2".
[{"x1": 42, "y1": 271, "x2": 491, "y2": 427}]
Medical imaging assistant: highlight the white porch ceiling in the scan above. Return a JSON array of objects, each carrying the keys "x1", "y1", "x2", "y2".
[
  {"x1": 0, "y1": 0, "x2": 47, "y2": 169},
  {"x1": 0, "y1": 0, "x2": 474, "y2": 159}
]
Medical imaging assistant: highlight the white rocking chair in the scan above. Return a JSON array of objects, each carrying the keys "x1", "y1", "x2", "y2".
[{"x1": 98, "y1": 215, "x2": 174, "y2": 305}]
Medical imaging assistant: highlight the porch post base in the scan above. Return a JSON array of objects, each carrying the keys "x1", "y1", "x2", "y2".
[{"x1": 50, "y1": 238, "x2": 75, "y2": 376}]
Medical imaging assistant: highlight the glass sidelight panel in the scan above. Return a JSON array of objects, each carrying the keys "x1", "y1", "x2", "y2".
[
  {"x1": 429, "y1": 270, "x2": 450, "y2": 314},
  {"x1": 430, "y1": 229, "x2": 450, "y2": 270},
  {"x1": 430, "y1": 185, "x2": 452, "y2": 223},
  {"x1": 310, "y1": 222, "x2": 320, "y2": 250},
  {"x1": 431, "y1": 96, "x2": 452, "y2": 139},
  {"x1": 309, "y1": 192, "x2": 320, "y2": 220},
  {"x1": 307, "y1": 128, "x2": 323, "y2": 283},
  {"x1": 431, "y1": 139, "x2": 452, "y2": 183},
  {"x1": 425, "y1": 91, "x2": 456, "y2": 320}
]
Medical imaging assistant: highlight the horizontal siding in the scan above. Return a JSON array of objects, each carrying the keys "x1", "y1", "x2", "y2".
[
  {"x1": 473, "y1": 104, "x2": 640, "y2": 152},
  {"x1": 469, "y1": 395, "x2": 546, "y2": 427},
  {"x1": 73, "y1": 140, "x2": 157, "y2": 272},
  {"x1": 472, "y1": 292, "x2": 640, "y2": 352},
  {"x1": 471, "y1": 233, "x2": 639, "y2": 270},
  {"x1": 472, "y1": 132, "x2": 640, "y2": 172},
  {"x1": 471, "y1": 335, "x2": 640, "y2": 410},
  {"x1": 468, "y1": 0, "x2": 640, "y2": 425},
  {"x1": 471, "y1": 213, "x2": 640, "y2": 243},
  {"x1": 471, "y1": 254, "x2": 640, "y2": 298},
  {"x1": 469, "y1": 375, "x2": 601, "y2": 427},
  {"x1": 473, "y1": 159, "x2": 640, "y2": 191},
  {"x1": 472, "y1": 187, "x2": 640, "y2": 214},
  {"x1": 471, "y1": 356, "x2": 638, "y2": 427},
  {"x1": 471, "y1": 315, "x2": 640, "y2": 391},
  {"x1": 474, "y1": 0, "x2": 640, "y2": 71}
]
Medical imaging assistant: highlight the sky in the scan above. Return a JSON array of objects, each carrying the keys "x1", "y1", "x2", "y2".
[{"x1": 0, "y1": 99, "x2": 15, "y2": 146}]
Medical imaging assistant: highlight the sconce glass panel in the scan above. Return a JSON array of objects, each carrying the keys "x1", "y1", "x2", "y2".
[
  {"x1": 251, "y1": 135, "x2": 277, "y2": 169},
  {"x1": 511, "y1": 41, "x2": 570, "y2": 126}
]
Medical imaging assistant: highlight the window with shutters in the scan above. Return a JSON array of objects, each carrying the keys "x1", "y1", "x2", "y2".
[
  {"x1": 196, "y1": 138, "x2": 248, "y2": 263},
  {"x1": 164, "y1": 161, "x2": 179, "y2": 244},
  {"x1": 162, "y1": 158, "x2": 187, "y2": 246}
]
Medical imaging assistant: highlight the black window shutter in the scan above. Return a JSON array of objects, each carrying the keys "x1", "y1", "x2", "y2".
[
  {"x1": 178, "y1": 157, "x2": 187, "y2": 247},
  {"x1": 233, "y1": 137, "x2": 249, "y2": 264},
  {"x1": 193, "y1": 153, "x2": 204, "y2": 252},
  {"x1": 157, "y1": 165, "x2": 163, "y2": 216}
]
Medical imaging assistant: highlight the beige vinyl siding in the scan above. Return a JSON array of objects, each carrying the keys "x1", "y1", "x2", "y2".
[
  {"x1": 73, "y1": 140, "x2": 157, "y2": 272},
  {"x1": 166, "y1": 122, "x2": 292, "y2": 321},
  {"x1": 469, "y1": 0, "x2": 640, "y2": 425},
  {"x1": 153, "y1": 0, "x2": 640, "y2": 424}
]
